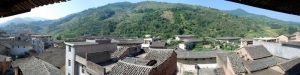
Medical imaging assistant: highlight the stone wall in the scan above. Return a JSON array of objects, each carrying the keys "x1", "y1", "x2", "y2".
[
  {"x1": 86, "y1": 51, "x2": 110, "y2": 63},
  {"x1": 253, "y1": 41, "x2": 300, "y2": 59},
  {"x1": 87, "y1": 61, "x2": 106, "y2": 75}
]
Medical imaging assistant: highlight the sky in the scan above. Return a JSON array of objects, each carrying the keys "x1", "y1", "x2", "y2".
[{"x1": 0, "y1": 0, "x2": 299, "y2": 23}]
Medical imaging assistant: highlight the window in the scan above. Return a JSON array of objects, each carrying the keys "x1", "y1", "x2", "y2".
[
  {"x1": 68, "y1": 60, "x2": 71, "y2": 66},
  {"x1": 23, "y1": 46, "x2": 25, "y2": 48},
  {"x1": 69, "y1": 45, "x2": 71, "y2": 52},
  {"x1": 82, "y1": 65, "x2": 85, "y2": 73},
  {"x1": 68, "y1": 73, "x2": 70, "y2": 75},
  {"x1": 203, "y1": 58, "x2": 205, "y2": 60},
  {"x1": 210, "y1": 58, "x2": 212, "y2": 60},
  {"x1": 12, "y1": 46, "x2": 14, "y2": 48},
  {"x1": 18, "y1": 46, "x2": 19, "y2": 48},
  {"x1": 33, "y1": 41, "x2": 34, "y2": 43},
  {"x1": 195, "y1": 59, "x2": 198, "y2": 61}
]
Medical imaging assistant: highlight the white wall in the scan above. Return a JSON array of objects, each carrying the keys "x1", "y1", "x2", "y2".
[
  {"x1": 254, "y1": 41, "x2": 300, "y2": 59},
  {"x1": 10, "y1": 45, "x2": 32, "y2": 55},
  {"x1": 179, "y1": 44, "x2": 186, "y2": 50},
  {"x1": 66, "y1": 45, "x2": 75, "y2": 75}
]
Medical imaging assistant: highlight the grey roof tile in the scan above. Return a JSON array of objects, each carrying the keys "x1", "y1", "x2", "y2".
[
  {"x1": 244, "y1": 45, "x2": 272, "y2": 60},
  {"x1": 245, "y1": 57, "x2": 284, "y2": 72},
  {"x1": 149, "y1": 42, "x2": 166, "y2": 47},
  {"x1": 36, "y1": 48, "x2": 65, "y2": 67},
  {"x1": 227, "y1": 52, "x2": 246, "y2": 73},
  {"x1": 278, "y1": 57, "x2": 300, "y2": 75},
  {"x1": 176, "y1": 50, "x2": 225, "y2": 58},
  {"x1": 108, "y1": 61, "x2": 153, "y2": 75},
  {"x1": 12, "y1": 56, "x2": 64, "y2": 75}
]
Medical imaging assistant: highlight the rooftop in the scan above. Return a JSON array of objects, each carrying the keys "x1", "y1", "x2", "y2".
[
  {"x1": 243, "y1": 45, "x2": 272, "y2": 60},
  {"x1": 36, "y1": 48, "x2": 65, "y2": 67},
  {"x1": 254, "y1": 37, "x2": 278, "y2": 40},
  {"x1": 12, "y1": 56, "x2": 64, "y2": 75},
  {"x1": 227, "y1": 52, "x2": 246, "y2": 73},
  {"x1": 111, "y1": 39, "x2": 143, "y2": 44},
  {"x1": 282, "y1": 42, "x2": 300, "y2": 47},
  {"x1": 176, "y1": 49, "x2": 225, "y2": 59},
  {"x1": 64, "y1": 42, "x2": 98, "y2": 46},
  {"x1": 149, "y1": 42, "x2": 166, "y2": 47},
  {"x1": 216, "y1": 37, "x2": 241, "y2": 40},
  {"x1": 278, "y1": 57, "x2": 300, "y2": 75},
  {"x1": 108, "y1": 61, "x2": 153, "y2": 75},
  {"x1": 0, "y1": 40, "x2": 31, "y2": 46},
  {"x1": 175, "y1": 35, "x2": 194, "y2": 38},
  {"x1": 244, "y1": 57, "x2": 285, "y2": 72}
]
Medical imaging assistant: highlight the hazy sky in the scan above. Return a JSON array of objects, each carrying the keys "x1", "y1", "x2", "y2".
[{"x1": 0, "y1": 0, "x2": 299, "y2": 23}]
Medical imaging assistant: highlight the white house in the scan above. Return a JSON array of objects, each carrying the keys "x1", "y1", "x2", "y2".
[
  {"x1": 31, "y1": 35, "x2": 53, "y2": 48},
  {"x1": 32, "y1": 38, "x2": 44, "y2": 54},
  {"x1": 65, "y1": 39, "x2": 117, "y2": 75},
  {"x1": 9, "y1": 41, "x2": 32, "y2": 55},
  {"x1": 141, "y1": 38, "x2": 154, "y2": 49}
]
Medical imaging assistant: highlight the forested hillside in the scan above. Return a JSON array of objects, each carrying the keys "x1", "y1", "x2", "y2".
[{"x1": 3, "y1": 1, "x2": 300, "y2": 40}]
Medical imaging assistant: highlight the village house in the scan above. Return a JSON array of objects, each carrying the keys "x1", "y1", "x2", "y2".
[
  {"x1": 31, "y1": 38, "x2": 44, "y2": 54},
  {"x1": 31, "y1": 35, "x2": 53, "y2": 49},
  {"x1": 292, "y1": 32, "x2": 300, "y2": 41},
  {"x1": 0, "y1": 43, "x2": 11, "y2": 56},
  {"x1": 178, "y1": 38, "x2": 202, "y2": 50},
  {"x1": 141, "y1": 38, "x2": 154, "y2": 49},
  {"x1": 12, "y1": 56, "x2": 64, "y2": 75},
  {"x1": 37, "y1": 48, "x2": 66, "y2": 73},
  {"x1": 108, "y1": 49, "x2": 177, "y2": 75},
  {"x1": 0, "y1": 55, "x2": 11, "y2": 74},
  {"x1": 176, "y1": 49, "x2": 224, "y2": 72},
  {"x1": 53, "y1": 40, "x2": 64, "y2": 48},
  {"x1": 111, "y1": 39, "x2": 143, "y2": 53},
  {"x1": 7, "y1": 41, "x2": 32, "y2": 56},
  {"x1": 149, "y1": 42, "x2": 167, "y2": 49},
  {"x1": 64, "y1": 39, "x2": 117, "y2": 75},
  {"x1": 254, "y1": 37, "x2": 278, "y2": 42},
  {"x1": 175, "y1": 35, "x2": 194, "y2": 41},
  {"x1": 254, "y1": 39, "x2": 300, "y2": 59},
  {"x1": 277, "y1": 34, "x2": 296, "y2": 42},
  {"x1": 111, "y1": 47, "x2": 142, "y2": 60},
  {"x1": 216, "y1": 37, "x2": 241, "y2": 44},
  {"x1": 216, "y1": 45, "x2": 300, "y2": 75},
  {"x1": 240, "y1": 39, "x2": 253, "y2": 48}
]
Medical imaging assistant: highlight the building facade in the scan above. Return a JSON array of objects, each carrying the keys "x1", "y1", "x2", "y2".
[{"x1": 65, "y1": 39, "x2": 117, "y2": 75}]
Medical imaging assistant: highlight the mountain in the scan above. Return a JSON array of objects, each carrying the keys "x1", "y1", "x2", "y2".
[
  {"x1": 2, "y1": 1, "x2": 300, "y2": 40},
  {"x1": 223, "y1": 8, "x2": 300, "y2": 26},
  {"x1": 0, "y1": 17, "x2": 48, "y2": 27}
]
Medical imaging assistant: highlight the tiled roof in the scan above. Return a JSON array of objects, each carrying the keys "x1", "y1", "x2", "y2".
[
  {"x1": 122, "y1": 57, "x2": 150, "y2": 65},
  {"x1": 144, "y1": 49, "x2": 175, "y2": 67},
  {"x1": 36, "y1": 48, "x2": 65, "y2": 67},
  {"x1": 149, "y1": 42, "x2": 166, "y2": 47},
  {"x1": 227, "y1": 52, "x2": 246, "y2": 73},
  {"x1": 282, "y1": 42, "x2": 300, "y2": 47},
  {"x1": 245, "y1": 57, "x2": 284, "y2": 72},
  {"x1": 182, "y1": 38, "x2": 203, "y2": 42},
  {"x1": 247, "y1": 68, "x2": 282, "y2": 75},
  {"x1": 282, "y1": 34, "x2": 296, "y2": 38},
  {"x1": 175, "y1": 35, "x2": 194, "y2": 38},
  {"x1": 12, "y1": 56, "x2": 64, "y2": 75},
  {"x1": 176, "y1": 50, "x2": 224, "y2": 58},
  {"x1": 111, "y1": 39, "x2": 143, "y2": 44},
  {"x1": 111, "y1": 47, "x2": 129, "y2": 58},
  {"x1": 216, "y1": 37, "x2": 241, "y2": 40},
  {"x1": 108, "y1": 61, "x2": 153, "y2": 75},
  {"x1": 278, "y1": 57, "x2": 300, "y2": 75},
  {"x1": 0, "y1": 40, "x2": 31, "y2": 46},
  {"x1": 244, "y1": 45, "x2": 272, "y2": 60}
]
